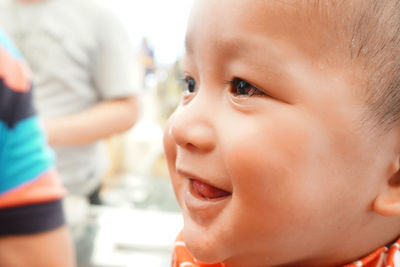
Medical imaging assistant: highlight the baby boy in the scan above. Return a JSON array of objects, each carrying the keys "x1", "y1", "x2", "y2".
[{"x1": 163, "y1": 0, "x2": 400, "y2": 266}]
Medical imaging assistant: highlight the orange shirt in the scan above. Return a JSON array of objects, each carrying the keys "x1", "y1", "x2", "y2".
[{"x1": 172, "y1": 232, "x2": 400, "y2": 267}]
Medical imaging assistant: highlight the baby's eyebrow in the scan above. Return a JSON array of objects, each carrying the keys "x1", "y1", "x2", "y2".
[
  {"x1": 184, "y1": 35, "x2": 194, "y2": 55},
  {"x1": 185, "y1": 33, "x2": 246, "y2": 59}
]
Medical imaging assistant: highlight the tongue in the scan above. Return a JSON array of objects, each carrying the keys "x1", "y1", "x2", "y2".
[{"x1": 192, "y1": 180, "x2": 231, "y2": 199}]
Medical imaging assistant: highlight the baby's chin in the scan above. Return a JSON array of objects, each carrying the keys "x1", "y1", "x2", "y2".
[{"x1": 183, "y1": 222, "x2": 231, "y2": 264}]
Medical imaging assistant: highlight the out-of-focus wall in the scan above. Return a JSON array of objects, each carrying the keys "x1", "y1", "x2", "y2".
[{"x1": 100, "y1": 0, "x2": 194, "y2": 65}]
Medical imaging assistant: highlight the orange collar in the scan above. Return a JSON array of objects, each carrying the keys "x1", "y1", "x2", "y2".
[
  {"x1": 172, "y1": 233, "x2": 400, "y2": 267},
  {"x1": 343, "y1": 238, "x2": 400, "y2": 267}
]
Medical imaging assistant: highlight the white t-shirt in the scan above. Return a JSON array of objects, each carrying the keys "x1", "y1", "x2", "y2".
[{"x1": 0, "y1": 0, "x2": 140, "y2": 195}]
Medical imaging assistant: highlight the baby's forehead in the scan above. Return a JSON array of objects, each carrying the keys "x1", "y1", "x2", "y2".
[
  {"x1": 188, "y1": 0, "x2": 356, "y2": 62},
  {"x1": 189, "y1": 0, "x2": 393, "y2": 64}
]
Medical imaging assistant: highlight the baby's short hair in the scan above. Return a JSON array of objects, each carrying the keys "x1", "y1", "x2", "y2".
[
  {"x1": 310, "y1": 0, "x2": 400, "y2": 129},
  {"x1": 351, "y1": 1, "x2": 400, "y2": 129}
]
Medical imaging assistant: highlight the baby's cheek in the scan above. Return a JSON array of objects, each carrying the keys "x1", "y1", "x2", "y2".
[
  {"x1": 162, "y1": 120, "x2": 182, "y2": 198},
  {"x1": 223, "y1": 125, "x2": 323, "y2": 217},
  {"x1": 163, "y1": 120, "x2": 177, "y2": 166}
]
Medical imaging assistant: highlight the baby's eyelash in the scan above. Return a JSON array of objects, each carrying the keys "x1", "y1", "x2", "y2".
[
  {"x1": 178, "y1": 76, "x2": 268, "y2": 97},
  {"x1": 179, "y1": 75, "x2": 197, "y2": 93},
  {"x1": 226, "y1": 78, "x2": 267, "y2": 97},
  {"x1": 178, "y1": 76, "x2": 189, "y2": 85}
]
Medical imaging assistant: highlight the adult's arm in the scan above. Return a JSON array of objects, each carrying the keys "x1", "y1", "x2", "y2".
[
  {"x1": 44, "y1": 95, "x2": 139, "y2": 146},
  {"x1": 0, "y1": 226, "x2": 76, "y2": 267}
]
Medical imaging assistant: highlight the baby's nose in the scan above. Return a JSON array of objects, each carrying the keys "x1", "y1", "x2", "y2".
[{"x1": 168, "y1": 105, "x2": 216, "y2": 153}]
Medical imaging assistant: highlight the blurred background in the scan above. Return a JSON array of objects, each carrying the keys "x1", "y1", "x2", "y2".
[
  {"x1": 0, "y1": 0, "x2": 196, "y2": 263},
  {"x1": 65, "y1": 0, "x2": 193, "y2": 266},
  {"x1": 5, "y1": 0, "x2": 195, "y2": 266}
]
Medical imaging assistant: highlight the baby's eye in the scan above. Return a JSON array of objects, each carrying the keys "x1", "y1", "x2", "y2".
[
  {"x1": 183, "y1": 76, "x2": 197, "y2": 93},
  {"x1": 230, "y1": 78, "x2": 264, "y2": 97}
]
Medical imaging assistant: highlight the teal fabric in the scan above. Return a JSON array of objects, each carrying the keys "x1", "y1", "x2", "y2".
[{"x1": 0, "y1": 117, "x2": 54, "y2": 194}]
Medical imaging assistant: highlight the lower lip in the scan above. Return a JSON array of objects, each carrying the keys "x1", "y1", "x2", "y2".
[{"x1": 183, "y1": 179, "x2": 232, "y2": 221}]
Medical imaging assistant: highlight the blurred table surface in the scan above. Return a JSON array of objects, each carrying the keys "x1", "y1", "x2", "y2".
[{"x1": 71, "y1": 205, "x2": 183, "y2": 267}]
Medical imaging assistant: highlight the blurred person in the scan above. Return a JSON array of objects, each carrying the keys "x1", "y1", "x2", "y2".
[
  {"x1": 0, "y1": 29, "x2": 75, "y2": 267},
  {"x1": 0, "y1": 0, "x2": 140, "y2": 204}
]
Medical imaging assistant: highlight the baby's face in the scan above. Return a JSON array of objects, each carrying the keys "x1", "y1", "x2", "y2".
[{"x1": 164, "y1": 0, "x2": 395, "y2": 266}]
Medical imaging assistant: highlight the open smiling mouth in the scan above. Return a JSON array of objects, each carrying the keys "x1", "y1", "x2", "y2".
[{"x1": 190, "y1": 179, "x2": 231, "y2": 200}]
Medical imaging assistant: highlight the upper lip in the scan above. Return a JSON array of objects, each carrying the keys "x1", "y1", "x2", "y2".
[{"x1": 176, "y1": 168, "x2": 232, "y2": 194}]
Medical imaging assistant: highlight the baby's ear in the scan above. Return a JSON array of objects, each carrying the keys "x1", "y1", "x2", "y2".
[{"x1": 373, "y1": 156, "x2": 400, "y2": 216}]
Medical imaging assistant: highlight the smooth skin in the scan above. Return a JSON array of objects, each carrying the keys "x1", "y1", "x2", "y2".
[
  {"x1": 44, "y1": 96, "x2": 139, "y2": 146},
  {"x1": 164, "y1": 0, "x2": 400, "y2": 266},
  {"x1": 0, "y1": 227, "x2": 75, "y2": 267}
]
